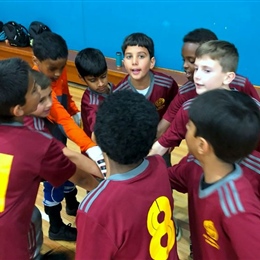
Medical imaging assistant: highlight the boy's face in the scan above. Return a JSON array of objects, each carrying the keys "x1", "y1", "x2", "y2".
[
  {"x1": 193, "y1": 55, "x2": 228, "y2": 95},
  {"x1": 22, "y1": 73, "x2": 41, "y2": 115},
  {"x1": 31, "y1": 86, "x2": 52, "y2": 118},
  {"x1": 123, "y1": 46, "x2": 155, "y2": 81},
  {"x1": 34, "y1": 57, "x2": 67, "y2": 82},
  {"x1": 181, "y1": 42, "x2": 200, "y2": 82},
  {"x1": 82, "y1": 72, "x2": 109, "y2": 94}
]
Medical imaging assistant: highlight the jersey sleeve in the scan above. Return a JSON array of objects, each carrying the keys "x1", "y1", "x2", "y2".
[
  {"x1": 222, "y1": 199, "x2": 260, "y2": 259},
  {"x1": 163, "y1": 91, "x2": 187, "y2": 123},
  {"x1": 158, "y1": 106, "x2": 189, "y2": 148},
  {"x1": 62, "y1": 69, "x2": 80, "y2": 115},
  {"x1": 81, "y1": 90, "x2": 98, "y2": 137},
  {"x1": 76, "y1": 213, "x2": 118, "y2": 259},
  {"x1": 39, "y1": 138, "x2": 77, "y2": 187},
  {"x1": 244, "y1": 78, "x2": 260, "y2": 101},
  {"x1": 47, "y1": 91, "x2": 96, "y2": 152},
  {"x1": 168, "y1": 155, "x2": 192, "y2": 193},
  {"x1": 162, "y1": 77, "x2": 179, "y2": 118}
]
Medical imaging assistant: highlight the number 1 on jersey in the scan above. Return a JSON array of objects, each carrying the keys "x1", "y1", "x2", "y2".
[{"x1": 0, "y1": 153, "x2": 14, "y2": 212}]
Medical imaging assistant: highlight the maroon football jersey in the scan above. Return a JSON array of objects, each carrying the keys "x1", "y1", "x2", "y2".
[
  {"x1": 0, "y1": 122, "x2": 76, "y2": 259},
  {"x1": 159, "y1": 98, "x2": 192, "y2": 149},
  {"x1": 76, "y1": 155, "x2": 179, "y2": 260},
  {"x1": 159, "y1": 92, "x2": 260, "y2": 151},
  {"x1": 163, "y1": 75, "x2": 260, "y2": 124},
  {"x1": 168, "y1": 155, "x2": 260, "y2": 259},
  {"x1": 81, "y1": 83, "x2": 114, "y2": 137},
  {"x1": 115, "y1": 70, "x2": 179, "y2": 119}
]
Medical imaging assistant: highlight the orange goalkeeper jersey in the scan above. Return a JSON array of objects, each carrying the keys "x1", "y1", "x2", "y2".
[{"x1": 32, "y1": 65, "x2": 96, "y2": 152}]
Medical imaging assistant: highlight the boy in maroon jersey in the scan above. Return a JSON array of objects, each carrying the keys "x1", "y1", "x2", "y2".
[
  {"x1": 0, "y1": 58, "x2": 99, "y2": 260},
  {"x1": 116, "y1": 32, "x2": 179, "y2": 121},
  {"x1": 75, "y1": 47, "x2": 115, "y2": 138},
  {"x1": 157, "y1": 28, "x2": 217, "y2": 138},
  {"x1": 157, "y1": 28, "x2": 259, "y2": 139},
  {"x1": 116, "y1": 32, "x2": 181, "y2": 238},
  {"x1": 76, "y1": 91, "x2": 179, "y2": 260},
  {"x1": 24, "y1": 70, "x2": 104, "y2": 252},
  {"x1": 149, "y1": 40, "x2": 260, "y2": 156},
  {"x1": 116, "y1": 32, "x2": 178, "y2": 168},
  {"x1": 168, "y1": 89, "x2": 260, "y2": 260}
]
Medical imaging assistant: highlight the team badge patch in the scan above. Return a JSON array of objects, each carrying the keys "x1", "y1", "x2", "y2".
[{"x1": 154, "y1": 98, "x2": 165, "y2": 111}]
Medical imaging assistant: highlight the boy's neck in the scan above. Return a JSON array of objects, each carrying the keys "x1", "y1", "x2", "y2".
[
  {"x1": 107, "y1": 158, "x2": 143, "y2": 177},
  {"x1": 200, "y1": 157, "x2": 234, "y2": 184},
  {"x1": 130, "y1": 73, "x2": 151, "y2": 90}
]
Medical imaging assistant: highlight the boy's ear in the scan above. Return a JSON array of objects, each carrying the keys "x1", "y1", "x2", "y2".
[
  {"x1": 197, "y1": 137, "x2": 210, "y2": 155},
  {"x1": 11, "y1": 105, "x2": 25, "y2": 117},
  {"x1": 223, "y1": 72, "x2": 236, "y2": 85},
  {"x1": 150, "y1": 57, "x2": 156, "y2": 69}
]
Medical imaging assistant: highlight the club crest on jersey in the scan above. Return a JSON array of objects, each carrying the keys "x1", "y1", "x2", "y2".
[{"x1": 154, "y1": 98, "x2": 165, "y2": 111}]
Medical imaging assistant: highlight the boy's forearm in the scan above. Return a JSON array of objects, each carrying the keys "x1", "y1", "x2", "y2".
[
  {"x1": 156, "y1": 118, "x2": 170, "y2": 140},
  {"x1": 148, "y1": 141, "x2": 168, "y2": 156},
  {"x1": 48, "y1": 93, "x2": 96, "y2": 151},
  {"x1": 69, "y1": 168, "x2": 100, "y2": 191},
  {"x1": 63, "y1": 147, "x2": 103, "y2": 179}
]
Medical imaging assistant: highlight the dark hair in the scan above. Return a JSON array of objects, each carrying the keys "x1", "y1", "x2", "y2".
[
  {"x1": 183, "y1": 28, "x2": 218, "y2": 44},
  {"x1": 32, "y1": 31, "x2": 68, "y2": 61},
  {"x1": 196, "y1": 40, "x2": 239, "y2": 72},
  {"x1": 31, "y1": 70, "x2": 51, "y2": 90},
  {"x1": 75, "y1": 48, "x2": 107, "y2": 78},
  {"x1": 0, "y1": 58, "x2": 31, "y2": 117},
  {"x1": 189, "y1": 89, "x2": 260, "y2": 163},
  {"x1": 94, "y1": 90, "x2": 159, "y2": 164},
  {"x1": 121, "y1": 32, "x2": 154, "y2": 58}
]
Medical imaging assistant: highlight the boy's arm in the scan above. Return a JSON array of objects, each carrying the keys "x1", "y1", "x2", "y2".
[
  {"x1": 222, "y1": 203, "x2": 260, "y2": 259},
  {"x1": 158, "y1": 81, "x2": 197, "y2": 139},
  {"x1": 62, "y1": 147, "x2": 104, "y2": 180},
  {"x1": 61, "y1": 146, "x2": 100, "y2": 191},
  {"x1": 156, "y1": 118, "x2": 170, "y2": 140},
  {"x1": 81, "y1": 91, "x2": 98, "y2": 137},
  {"x1": 48, "y1": 92, "x2": 95, "y2": 151},
  {"x1": 158, "y1": 76, "x2": 179, "y2": 119},
  {"x1": 244, "y1": 77, "x2": 260, "y2": 101},
  {"x1": 230, "y1": 76, "x2": 260, "y2": 102},
  {"x1": 159, "y1": 106, "x2": 189, "y2": 149},
  {"x1": 150, "y1": 106, "x2": 188, "y2": 156},
  {"x1": 167, "y1": 155, "x2": 194, "y2": 193},
  {"x1": 157, "y1": 91, "x2": 186, "y2": 139},
  {"x1": 48, "y1": 92, "x2": 107, "y2": 177},
  {"x1": 62, "y1": 68, "x2": 81, "y2": 115}
]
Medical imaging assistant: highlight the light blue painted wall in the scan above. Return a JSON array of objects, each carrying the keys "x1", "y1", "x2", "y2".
[{"x1": 1, "y1": 0, "x2": 259, "y2": 85}]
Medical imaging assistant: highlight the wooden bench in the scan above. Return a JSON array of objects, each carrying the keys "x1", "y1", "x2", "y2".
[{"x1": 0, "y1": 42, "x2": 259, "y2": 97}]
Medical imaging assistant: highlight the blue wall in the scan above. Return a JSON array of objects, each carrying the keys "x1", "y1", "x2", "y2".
[{"x1": 2, "y1": 0, "x2": 260, "y2": 85}]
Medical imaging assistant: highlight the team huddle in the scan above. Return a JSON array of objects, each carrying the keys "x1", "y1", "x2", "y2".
[{"x1": 0, "y1": 28, "x2": 260, "y2": 260}]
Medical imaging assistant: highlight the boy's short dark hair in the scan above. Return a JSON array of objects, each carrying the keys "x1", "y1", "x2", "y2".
[
  {"x1": 32, "y1": 31, "x2": 68, "y2": 61},
  {"x1": 121, "y1": 32, "x2": 154, "y2": 58},
  {"x1": 0, "y1": 58, "x2": 31, "y2": 117},
  {"x1": 94, "y1": 90, "x2": 159, "y2": 164},
  {"x1": 189, "y1": 89, "x2": 260, "y2": 163},
  {"x1": 75, "y1": 48, "x2": 107, "y2": 78},
  {"x1": 196, "y1": 40, "x2": 239, "y2": 72},
  {"x1": 183, "y1": 28, "x2": 218, "y2": 44},
  {"x1": 31, "y1": 70, "x2": 51, "y2": 90}
]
